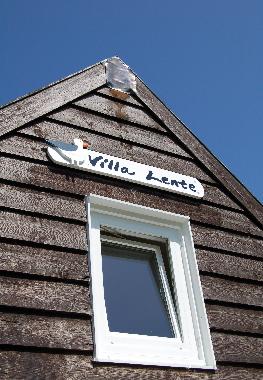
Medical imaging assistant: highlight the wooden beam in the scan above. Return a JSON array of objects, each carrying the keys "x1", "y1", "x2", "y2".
[
  {"x1": 0, "y1": 276, "x2": 90, "y2": 314},
  {"x1": 0, "y1": 63, "x2": 106, "y2": 137}
]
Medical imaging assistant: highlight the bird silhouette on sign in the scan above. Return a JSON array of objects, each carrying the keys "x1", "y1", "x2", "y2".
[{"x1": 47, "y1": 138, "x2": 90, "y2": 166}]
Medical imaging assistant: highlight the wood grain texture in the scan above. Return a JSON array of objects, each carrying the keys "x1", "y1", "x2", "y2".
[
  {"x1": 0, "y1": 142, "x2": 245, "y2": 215},
  {"x1": 136, "y1": 78, "x2": 263, "y2": 227},
  {"x1": 0, "y1": 130, "x2": 247, "y2": 213},
  {"x1": 3, "y1": 239, "x2": 262, "y2": 287},
  {"x1": 92, "y1": 364, "x2": 263, "y2": 380},
  {"x1": 0, "y1": 157, "x2": 260, "y2": 241},
  {"x1": 202, "y1": 184, "x2": 242, "y2": 210},
  {"x1": 206, "y1": 304, "x2": 263, "y2": 334},
  {"x1": 1, "y1": 351, "x2": 263, "y2": 380},
  {"x1": 0, "y1": 63, "x2": 106, "y2": 138},
  {"x1": 0, "y1": 131, "x2": 256, "y2": 233},
  {"x1": 193, "y1": 225, "x2": 263, "y2": 258},
  {"x1": 18, "y1": 119, "x2": 257, "y2": 214},
  {"x1": 0, "y1": 134, "x2": 48, "y2": 160},
  {"x1": 0, "y1": 210, "x2": 87, "y2": 250},
  {"x1": 0, "y1": 312, "x2": 92, "y2": 350},
  {"x1": 23, "y1": 121, "x2": 214, "y2": 183},
  {"x1": 0, "y1": 276, "x2": 90, "y2": 314},
  {"x1": 21, "y1": 120, "x2": 215, "y2": 183},
  {"x1": 191, "y1": 206, "x2": 263, "y2": 237},
  {"x1": 0, "y1": 352, "x2": 95, "y2": 380},
  {"x1": 74, "y1": 94, "x2": 166, "y2": 132},
  {"x1": 197, "y1": 249, "x2": 263, "y2": 281},
  {"x1": 212, "y1": 332, "x2": 263, "y2": 364},
  {"x1": 2, "y1": 242, "x2": 262, "y2": 309},
  {"x1": 2, "y1": 129, "x2": 215, "y2": 185},
  {"x1": 0, "y1": 242, "x2": 88, "y2": 281},
  {"x1": 1, "y1": 307, "x2": 261, "y2": 353},
  {"x1": 48, "y1": 107, "x2": 191, "y2": 157},
  {"x1": 201, "y1": 275, "x2": 263, "y2": 307},
  {"x1": 0, "y1": 183, "x2": 86, "y2": 221},
  {"x1": 97, "y1": 87, "x2": 143, "y2": 106}
]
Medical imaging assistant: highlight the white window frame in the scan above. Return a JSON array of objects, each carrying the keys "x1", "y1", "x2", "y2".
[{"x1": 86, "y1": 194, "x2": 216, "y2": 369}]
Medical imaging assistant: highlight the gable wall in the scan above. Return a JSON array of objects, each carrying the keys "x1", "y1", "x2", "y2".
[{"x1": 0, "y1": 86, "x2": 262, "y2": 379}]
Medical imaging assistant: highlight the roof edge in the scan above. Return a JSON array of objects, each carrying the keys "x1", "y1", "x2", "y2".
[
  {"x1": 0, "y1": 59, "x2": 107, "y2": 111},
  {"x1": 134, "y1": 76, "x2": 263, "y2": 227},
  {"x1": 0, "y1": 58, "x2": 108, "y2": 137},
  {"x1": 0, "y1": 56, "x2": 261, "y2": 227}
]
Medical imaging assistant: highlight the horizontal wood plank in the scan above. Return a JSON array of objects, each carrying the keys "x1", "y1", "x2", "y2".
[
  {"x1": 201, "y1": 275, "x2": 263, "y2": 307},
  {"x1": 74, "y1": 94, "x2": 165, "y2": 132},
  {"x1": 21, "y1": 120, "x2": 216, "y2": 183},
  {"x1": 0, "y1": 352, "x2": 95, "y2": 380},
  {"x1": 93, "y1": 364, "x2": 263, "y2": 380},
  {"x1": 1, "y1": 306, "x2": 261, "y2": 353},
  {"x1": 0, "y1": 312, "x2": 92, "y2": 350},
  {"x1": 1, "y1": 353, "x2": 262, "y2": 380},
  {"x1": 2, "y1": 242, "x2": 262, "y2": 308},
  {"x1": 0, "y1": 157, "x2": 261, "y2": 241},
  {"x1": 0, "y1": 131, "x2": 247, "y2": 212},
  {"x1": 191, "y1": 206, "x2": 262, "y2": 237},
  {"x1": 0, "y1": 63, "x2": 105, "y2": 138},
  {"x1": 207, "y1": 304, "x2": 263, "y2": 334},
  {"x1": 1, "y1": 312, "x2": 262, "y2": 365},
  {"x1": 0, "y1": 183, "x2": 85, "y2": 221},
  {"x1": 212, "y1": 332, "x2": 263, "y2": 364},
  {"x1": 48, "y1": 107, "x2": 191, "y2": 157},
  {"x1": 193, "y1": 225, "x2": 263, "y2": 258},
  {"x1": 0, "y1": 242, "x2": 88, "y2": 281},
  {"x1": 0, "y1": 276, "x2": 90, "y2": 314},
  {"x1": 2, "y1": 270, "x2": 262, "y2": 335},
  {"x1": 0, "y1": 210, "x2": 87, "y2": 250},
  {"x1": 202, "y1": 183, "x2": 243, "y2": 210},
  {"x1": 0, "y1": 155, "x2": 227, "y2": 211},
  {"x1": 0, "y1": 159, "x2": 256, "y2": 235},
  {"x1": 0, "y1": 134, "x2": 48, "y2": 160},
  {"x1": 3, "y1": 130, "x2": 215, "y2": 185},
  {"x1": 3, "y1": 240, "x2": 262, "y2": 287},
  {"x1": 197, "y1": 249, "x2": 263, "y2": 281},
  {"x1": 97, "y1": 87, "x2": 143, "y2": 106}
]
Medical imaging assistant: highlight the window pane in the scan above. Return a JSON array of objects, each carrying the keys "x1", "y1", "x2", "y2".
[{"x1": 101, "y1": 242, "x2": 174, "y2": 338}]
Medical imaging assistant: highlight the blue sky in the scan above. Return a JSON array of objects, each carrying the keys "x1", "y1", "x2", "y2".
[{"x1": 1, "y1": 0, "x2": 262, "y2": 202}]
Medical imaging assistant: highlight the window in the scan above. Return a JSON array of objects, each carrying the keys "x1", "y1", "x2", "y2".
[
  {"x1": 86, "y1": 194, "x2": 216, "y2": 369},
  {"x1": 101, "y1": 236, "x2": 179, "y2": 339}
]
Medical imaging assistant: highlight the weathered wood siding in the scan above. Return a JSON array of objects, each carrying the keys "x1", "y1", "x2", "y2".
[{"x1": 0, "y1": 87, "x2": 262, "y2": 379}]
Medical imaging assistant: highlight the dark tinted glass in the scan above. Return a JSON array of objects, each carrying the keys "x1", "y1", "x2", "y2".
[{"x1": 101, "y1": 242, "x2": 174, "y2": 337}]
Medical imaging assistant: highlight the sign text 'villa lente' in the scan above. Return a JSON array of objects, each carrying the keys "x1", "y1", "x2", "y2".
[{"x1": 47, "y1": 139, "x2": 204, "y2": 199}]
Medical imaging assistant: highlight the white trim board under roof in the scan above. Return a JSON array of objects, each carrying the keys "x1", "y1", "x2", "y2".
[{"x1": 0, "y1": 57, "x2": 262, "y2": 227}]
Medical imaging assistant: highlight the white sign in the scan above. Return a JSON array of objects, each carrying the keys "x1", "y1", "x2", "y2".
[{"x1": 47, "y1": 139, "x2": 204, "y2": 199}]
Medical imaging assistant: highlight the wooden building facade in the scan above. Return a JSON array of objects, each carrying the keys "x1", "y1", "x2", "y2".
[{"x1": 0, "y1": 57, "x2": 262, "y2": 379}]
